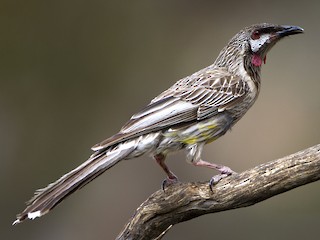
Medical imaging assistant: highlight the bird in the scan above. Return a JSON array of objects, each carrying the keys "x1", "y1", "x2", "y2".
[{"x1": 13, "y1": 23, "x2": 303, "y2": 224}]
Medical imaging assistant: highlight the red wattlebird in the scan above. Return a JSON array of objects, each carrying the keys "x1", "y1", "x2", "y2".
[{"x1": 14, "y1": 23, "x2": 303, "y2": 224}]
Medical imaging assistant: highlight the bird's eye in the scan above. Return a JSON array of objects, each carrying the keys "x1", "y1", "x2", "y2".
[{"x1": 251, "y1": 30, "x2": 261, "y2": 40}]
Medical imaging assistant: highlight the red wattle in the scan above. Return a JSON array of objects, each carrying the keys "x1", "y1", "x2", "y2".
[{"x1": 251, "y1": 54, "x2": 263, "y2": 67}]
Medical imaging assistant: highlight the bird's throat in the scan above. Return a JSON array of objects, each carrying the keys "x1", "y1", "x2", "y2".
[{"x1": 251, "y1": 54, "x2": 266, "y2": 67}]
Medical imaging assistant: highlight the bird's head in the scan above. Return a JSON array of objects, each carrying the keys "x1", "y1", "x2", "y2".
[
  {"x1": 215, "y1": 23, "x2": 304, "y2": 78},
  {"x1": 245, "y1": 23, "x2": 304, "y2": 67}
]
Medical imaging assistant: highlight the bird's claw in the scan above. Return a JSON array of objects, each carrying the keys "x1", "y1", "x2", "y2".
[
  {"x1": 162, "y1": 177, "x2": 179, "y2": 190},
  {"x1": 216, "y1": 166, "x2": 237, "y2": 175},
  {"x1": 209, "y1": 168, "x2": 236, "y2": 191},
  {"x1": 209, "y1": 174, "x2": 228, "y2": 191}
]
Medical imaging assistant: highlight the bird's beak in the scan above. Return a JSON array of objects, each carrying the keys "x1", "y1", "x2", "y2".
[{"x1": 277, "y1": 25, "x2": 304, "y2": 37}]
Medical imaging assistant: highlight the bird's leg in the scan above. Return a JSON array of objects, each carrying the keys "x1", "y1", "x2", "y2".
[
  {"x1": 192, "y1": 159, "x2": 236, "y2": 190},
  {"x1": 186, "y1": 144, "x2": 236, "y2": 190},
  {"x1": 193, "y1": 159, "x2": 236, "y2": 175},
  {"x1": 154, "y1": 153, "x2": 178, "y2": 190}
]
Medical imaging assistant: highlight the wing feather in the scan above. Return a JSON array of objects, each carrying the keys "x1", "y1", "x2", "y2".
[
  {"x1": 92, "y1": 97, "x2": 197, "y2": 150},
  {"x1": 92, "y1": 68, "x2": 249, "y2": 150}
]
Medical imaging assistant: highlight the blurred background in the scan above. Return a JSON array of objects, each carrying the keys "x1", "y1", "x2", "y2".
[{"x1": 1, "y1": 0, "x2": 319, "y2": 239}]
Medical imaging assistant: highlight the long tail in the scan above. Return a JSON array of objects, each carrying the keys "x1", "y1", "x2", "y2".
[{"x1": 13, "y1": 141, "x2": 136, "y2": 225}]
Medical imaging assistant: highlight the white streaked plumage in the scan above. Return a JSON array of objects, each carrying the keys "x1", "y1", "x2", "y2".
[
  {"x1": 14, "y1": 23, "x2": 303, "y2": 224},
  {"x1": 28, "y1": 211, "x2": 41, "y2": 220}
]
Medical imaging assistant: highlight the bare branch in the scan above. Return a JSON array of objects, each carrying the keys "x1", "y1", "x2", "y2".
[{"x1": 116, "y1": 144, "x2": 320, "y2": 240}]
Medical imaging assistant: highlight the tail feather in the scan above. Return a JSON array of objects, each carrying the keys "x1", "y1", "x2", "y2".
[{"x1": 13, "y1": 142, "x2": 135, "y2": 225}]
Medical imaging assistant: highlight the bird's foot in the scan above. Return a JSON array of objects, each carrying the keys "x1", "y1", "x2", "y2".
[
  {"x1": 209, "y1": 166, "x2": 236, "y2": 191},
  {"x1": 216, "y1": 165, "x2": 237, "y2": 175},
  {"x1": 162, "y1": 176, "x2": 179, "y2": 190}
]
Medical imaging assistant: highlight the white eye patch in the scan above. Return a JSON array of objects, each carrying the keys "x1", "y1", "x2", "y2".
[{"x1": 249, "y1": 34, "x2": 271, "y2": 52}]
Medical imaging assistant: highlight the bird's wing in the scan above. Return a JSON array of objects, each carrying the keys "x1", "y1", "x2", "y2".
[
  {"x1": 92, "y1": 68, "x2": 248, "y2": 150},
  {"x1": 178, "y1": 69, "x2": 248, "y2": 119},
  {"x1": 91, "y1": 97, "x2": 197, "y2": 150}
]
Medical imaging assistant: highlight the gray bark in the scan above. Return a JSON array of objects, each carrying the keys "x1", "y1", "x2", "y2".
[{"x1": 116, "y1": 144, "x2": 320, "y2": 240}]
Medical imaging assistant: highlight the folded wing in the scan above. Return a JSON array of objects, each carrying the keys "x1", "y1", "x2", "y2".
[{"x1": 92, "y1": 68, "x2": 248, "y2": 150}]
